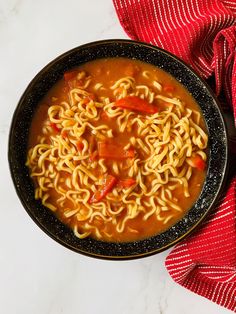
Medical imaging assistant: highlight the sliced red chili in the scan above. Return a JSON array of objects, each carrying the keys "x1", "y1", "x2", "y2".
[
  {"x1": 76, "y1": 140, "x2": 84, "y2": 151},
  {"x1": 115, "y1": 96, "x2": 158, "y2": 114},
  {"x1": 50, "y1": 122, "x2": 60, "y2": 132},
  {"x1": 191, "y1": 155, "x2": 206, "y2": 171},
  {"x1": 89, "y1": 174, "x2": 117, "y2": 204},
  {"x1": 117, "y1": 178, "x2": 136, "y2": 188}
]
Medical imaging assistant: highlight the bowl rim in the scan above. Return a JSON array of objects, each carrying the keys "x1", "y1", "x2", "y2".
[{"x1": 8, "y1": 39, "x2": 229, "y2": 260}]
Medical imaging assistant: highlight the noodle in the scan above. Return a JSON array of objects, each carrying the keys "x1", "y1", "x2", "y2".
[{"x1": 26, "y1": 57, "x2": 208, "y2": 242}]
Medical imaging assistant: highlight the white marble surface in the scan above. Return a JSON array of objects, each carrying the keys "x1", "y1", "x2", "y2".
[{"x1": 0, "y1": 1, "x2": 231, "y2": 313}]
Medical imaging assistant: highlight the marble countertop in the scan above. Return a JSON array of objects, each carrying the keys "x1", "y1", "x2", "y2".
[{"x1": 0, "y1": 1, "x2": 231, "y2": 313}]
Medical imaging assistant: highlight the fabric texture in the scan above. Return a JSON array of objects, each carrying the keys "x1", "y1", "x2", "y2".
[{"x1": 113, "y1": 0, "x2": 236, "y2": 311}]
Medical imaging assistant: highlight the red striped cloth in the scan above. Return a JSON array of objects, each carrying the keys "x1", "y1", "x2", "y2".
[
  {"x1": 166, "y1": 178, "x2": 236, "y2": 311},
  {"x1": 113, "y1": 0, "x2": 236, "y2": 124},
  {"x1": 113, "y1": 0, "x2": 236, "y2": 311}
]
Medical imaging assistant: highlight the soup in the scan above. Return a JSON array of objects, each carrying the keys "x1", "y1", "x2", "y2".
[{"x1": 26, "y1": 57, "x2": 208, "y2": 242}]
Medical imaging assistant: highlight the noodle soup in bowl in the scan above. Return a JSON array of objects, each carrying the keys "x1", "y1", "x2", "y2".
[{"x1": 8, "y1": 40, "x2": 228, "y2": 259}]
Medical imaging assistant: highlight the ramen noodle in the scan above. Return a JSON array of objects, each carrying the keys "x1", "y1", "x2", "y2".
[{"x1": 26, "y1": 58, "x2": 208, "y2": 242}]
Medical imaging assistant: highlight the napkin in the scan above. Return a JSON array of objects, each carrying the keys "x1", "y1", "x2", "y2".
[{"x1": 113, "y1": 0, "x2": 236, "y2": 311}]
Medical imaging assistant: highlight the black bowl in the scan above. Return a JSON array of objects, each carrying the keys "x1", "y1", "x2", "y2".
[{"x1": 8, "y1": 39, "x2": 228, "y2": 260}]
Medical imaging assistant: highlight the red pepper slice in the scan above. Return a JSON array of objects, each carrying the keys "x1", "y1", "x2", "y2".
[
  {"x1": 191, "y1": 155, "x2": 206, "y2": 171},
  {"x1": 89, "y1": 174, "x2": 117, "y2": 204},
  {"x1": 83, "y1": 94, "x2": 96, "y2": 104},
  {"x1": 117, "y1": 178, "x2": 136, "y2": 188},
  {"x1": 115, "y1": 96, "x2": 158, "y2": 114},
  {"x1": 98, "y1": 142, "x2": 135, "y2": 160},
  {"x1": 83, "y1": 98, "x2": 90, "y2": 105},
  {"x1": 76, "y1": 140, "x2": 84, "y2": 151},
  {"x1": 61, "y1": 130, "x2": 68, "y2": 139},
  {"x1": 50, "y1": 122, "x2": 60, "y2": 132},
  {"x1": 89, "y1": 151, "x2": 98, "y2": 162}
]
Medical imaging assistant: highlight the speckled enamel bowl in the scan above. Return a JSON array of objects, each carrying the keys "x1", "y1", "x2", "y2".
[{"x1": 8, "y1": 40, "x2": 228, "y2": 259}]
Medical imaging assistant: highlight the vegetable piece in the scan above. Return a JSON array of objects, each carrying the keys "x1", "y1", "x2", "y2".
[
  {"x1": 83, "y1": 98, "x2": 90, "y2": 105},
  {"x1": 50, "y1": 122, "x2": 60, "y2": 132},
  {"x1": 61, "y1": 130, "x2": 68, "y2": 139},
  {"x1": 88, "y1": 94, "x2": 96, "y2": 101},
  {"x1": 83, "y1": 94, "x2": 96, "y2": 104},
  {"x1": 88, "y1": 135, "x2": 96, "y2": 153},
  {"x1": 76, "y1": 140, "x2": 84, "y2": 151},
  {"x1": 98, "y1": 142, "x2": 135, "y2": 160},
  {"x1": 89, "y1": 151, "x2": 98, "y2": 162},
  {"x1": 117, "y1": 178, "x2": 136, "y2": 188},
  {"x1": 89, "y1": 174, "x2": 117, "y2": 204},
  {"x1": 191, "y1": 155, "x2": 206, "y2": 171},
  {"x1": 115, "y1": 96, "x2": 158, "y2": 114}
]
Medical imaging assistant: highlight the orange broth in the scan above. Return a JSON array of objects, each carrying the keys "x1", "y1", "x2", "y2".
[{"x1": 28, "y1": 57, "x2": 207, "y2": 242}]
